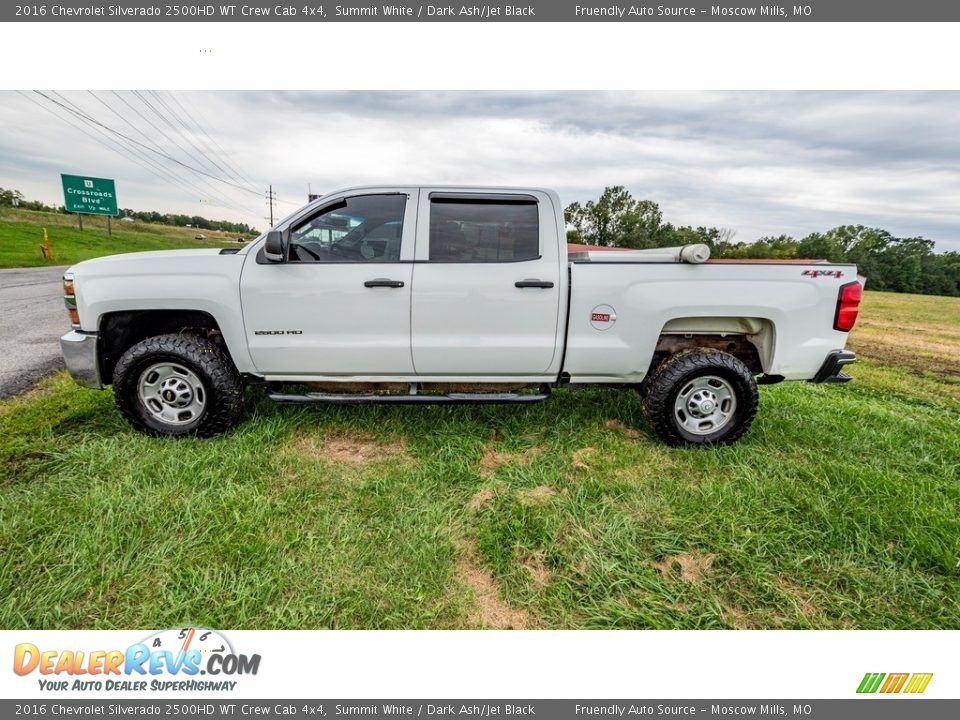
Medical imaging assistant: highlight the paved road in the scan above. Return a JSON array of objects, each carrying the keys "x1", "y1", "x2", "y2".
[{"x1": 0, "y1": 266, "x2": 72, "y2": 397}]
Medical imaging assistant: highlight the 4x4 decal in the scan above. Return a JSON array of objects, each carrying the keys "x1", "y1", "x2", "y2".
[{"x1": 802, "y1": 269, "x2": 844, "y2": 279}]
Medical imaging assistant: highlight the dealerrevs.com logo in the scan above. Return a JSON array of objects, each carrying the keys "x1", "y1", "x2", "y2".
[{"x1": 13, "y1": 627, "x2": 261, "y2": 693}]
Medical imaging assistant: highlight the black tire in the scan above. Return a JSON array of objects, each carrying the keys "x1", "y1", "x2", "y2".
[
  {"x1": 112, "y1": 333, "x2": 244, "y2": 438},
  {"x1": 641, "y1": 348, "x2": 758, "y2": 447}
]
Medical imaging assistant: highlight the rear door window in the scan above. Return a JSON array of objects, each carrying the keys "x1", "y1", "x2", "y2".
[{"x1": 429, "y1": 197, "x2": 539, "y2": 262}]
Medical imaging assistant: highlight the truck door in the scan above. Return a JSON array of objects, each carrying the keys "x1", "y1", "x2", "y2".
[
  {"x1": 410, "y1": 191, "x2": 563, "y2": 376},
  {"x1": 240, "y1": 191, "x2": 417, "y2": 376}
]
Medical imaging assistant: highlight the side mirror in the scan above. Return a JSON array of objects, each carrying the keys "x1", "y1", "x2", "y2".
[{"x1": 263, "y1": 230, "x2": 287, "y2": 263}]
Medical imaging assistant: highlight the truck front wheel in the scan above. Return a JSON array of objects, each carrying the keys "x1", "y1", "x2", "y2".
[
  {"x1": 112, "y1": 333, "x2": 244, "y2": 437},
  {"x1": 641, "y1": 348, "x2": 758, "y2": 446}
]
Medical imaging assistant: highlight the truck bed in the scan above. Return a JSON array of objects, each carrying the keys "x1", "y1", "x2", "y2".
[{"x1": 562, "y1": 258, "x2": 859, "y2": 383}]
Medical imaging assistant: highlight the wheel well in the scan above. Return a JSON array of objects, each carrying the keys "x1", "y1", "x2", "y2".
[
  {"x1": 648, "y1": 317, "x2": 774, "y2": 379},
  {"x1": 650, "y1": 333, "x2": 764, "y2": 377},
  {"x1": 98, "y1": 310, "x2": 224, "y2": 382}
]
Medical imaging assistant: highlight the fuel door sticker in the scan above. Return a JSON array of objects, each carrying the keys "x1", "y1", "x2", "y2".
[{"x1": 590, "y1": 304, "x2": 617, "y2": 331}]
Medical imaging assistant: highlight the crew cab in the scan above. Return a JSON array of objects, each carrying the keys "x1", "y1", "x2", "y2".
[{"x1": 58, "y1": 186, "x2": 863, "y2": 446}]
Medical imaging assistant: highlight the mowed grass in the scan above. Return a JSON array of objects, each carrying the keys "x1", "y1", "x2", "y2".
[
  {"x1": 0, "y1": 208, "x2": 242, "y2": 267},
  {"x1": 1, "y1": 332, "x2": 957, "y2": 628},
  {"x1": 849, "y1": 290, "x2": 960, "y2": 384}
]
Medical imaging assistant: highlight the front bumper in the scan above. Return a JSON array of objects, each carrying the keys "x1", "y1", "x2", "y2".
[
  {"x1": 59, "y1": 330, "x2": 102, "y2": 389},
  {"x1": 810, "y1": 350, "x2": 856, "y2": 383}
]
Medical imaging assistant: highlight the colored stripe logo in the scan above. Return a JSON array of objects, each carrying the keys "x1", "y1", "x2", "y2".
[{"x1": 857, "y1": 672, "x2": 933, "y2": 694}]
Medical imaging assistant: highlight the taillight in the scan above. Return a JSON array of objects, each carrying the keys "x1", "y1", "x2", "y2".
[{"x1": 834, "y1": 281, "x2": 862, "y2": 332}]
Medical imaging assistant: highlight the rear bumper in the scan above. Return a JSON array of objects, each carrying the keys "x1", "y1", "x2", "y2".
[
  {"x1": 810, "y1": 350, "x2": 856, "y2": 383},
  {"x1": 59, "y1": 330, "x2": 102, "y2": 389}
]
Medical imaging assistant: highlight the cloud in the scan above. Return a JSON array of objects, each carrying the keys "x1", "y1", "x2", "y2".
[{"x1": 0, "y1": 91, "x2": 957, "y2": 250}]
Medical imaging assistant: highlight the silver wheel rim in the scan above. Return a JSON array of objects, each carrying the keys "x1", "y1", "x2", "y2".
[
  {"x1": 673, "y1": 375, "x2": 737, "y2": 436},
  {"x1": 137, "y1": 362, "x2": 206, "y2": 426}
]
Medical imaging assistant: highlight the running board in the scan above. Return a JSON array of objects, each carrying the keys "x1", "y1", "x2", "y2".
[{"x1": 266, "y1": 385, "x2": 550, "y2": 405}]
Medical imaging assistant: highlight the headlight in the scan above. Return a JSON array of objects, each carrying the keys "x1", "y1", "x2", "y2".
[{"x1": 63, "y1": 272, "x2": 79, "y2": 328}]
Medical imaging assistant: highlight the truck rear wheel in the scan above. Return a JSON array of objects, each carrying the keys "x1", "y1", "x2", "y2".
[
  {"x1": 641, "y1": 348, "x2": 758, "y2": 447},
  {"x1": 112, "y1": 333, "x2": 244, "y2": 438}
]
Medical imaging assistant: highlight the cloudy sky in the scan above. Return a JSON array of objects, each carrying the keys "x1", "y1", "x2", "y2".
[{"x1": 1, "y1": 91, "x2": 959, "y2": 250}]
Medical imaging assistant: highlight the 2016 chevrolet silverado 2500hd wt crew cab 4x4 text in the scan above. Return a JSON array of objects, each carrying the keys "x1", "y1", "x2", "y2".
[{"x1": 58, "y1": 186, "x2": 863, "y2": 446}]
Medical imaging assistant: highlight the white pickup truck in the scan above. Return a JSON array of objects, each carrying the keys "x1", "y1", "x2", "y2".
[{"x1": 59, "y1": 186, "x2": 863, "y2": 446}]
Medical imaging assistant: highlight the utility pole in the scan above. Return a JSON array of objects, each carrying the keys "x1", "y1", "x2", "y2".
[{"x1": 266, "y1": 185, "x2": 276, "y2": 227}]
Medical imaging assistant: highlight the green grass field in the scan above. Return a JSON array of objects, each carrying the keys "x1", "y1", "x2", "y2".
[
  {"x1": 0, "y1": 292, "x2": 957, "y2": 629},
  {"x1": 0, "y1": 208, "x2": 242, "y2": 267},
  {"x1": 848, "y1": 291, "x2": 960, "y2": 381}
]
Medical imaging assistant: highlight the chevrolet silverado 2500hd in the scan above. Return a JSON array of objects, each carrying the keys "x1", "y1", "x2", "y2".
[{"x1": 58, "y1": 186, "x2": 863, "y2": 446}]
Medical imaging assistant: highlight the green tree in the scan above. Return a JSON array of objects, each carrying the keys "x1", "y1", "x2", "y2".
[
  {"x1": 565, "y1": 188, "x2": 959, "y2": 297},
  {"x1": 796, "y1": 232, "x2": 846, "y2": 263},
  {"x1": 565, "y1": 186, "x2": 663, "y2": 248},
  {"x1": 566, "y1": 187, "x2": 736, "y2": 252},
  {"x1": 0, "y1": 187, "x2": 24, "y2": 207}
]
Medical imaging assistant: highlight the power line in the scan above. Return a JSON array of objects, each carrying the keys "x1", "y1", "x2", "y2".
[
  {"x1": 164, "y1": 91, "x2": 259, "y2": 187},
  {"x1": 33, "y1": 91, "x2": 263, "y2": 198},
  {"x1": 130, "y1": 92, "x2": 301, "y2": 214},
  {"x1": 84, "y1": 91, "x2": 253, "y2": 214},
  {"x1": 144, "y1": 89, "x2": 251, "y2": 189},
  {"x1": 17, "y1": 91, "x2": 184, "y2": 199},
  {"x1": 33, "y1": 90, "x2": 300, "y2": 226},
  {"x1": 149, "y1": 90, "x2": 251, "y2": 188},
  {"x1": 160, "y1": 92, "x2": 300, "y2": 210},
  {"x1": 128, "y1": 90, "x2": 263, "y2": 201},
  {"x1": 26, "y1": 91, "x2": 253, "y2": 218},
  {"x1": 55, "y1": 91, "x2": 251, "y2": 215},
  {"x1": 106, "y1": 90, "x2": 262, "y2": 211},
  {"x1": 129, "y1": 91, "x2": 300, "y2": 210}
]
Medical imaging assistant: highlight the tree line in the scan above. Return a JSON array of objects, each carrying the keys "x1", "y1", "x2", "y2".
[
  {"x1": 0, "y1": 187, "x2": 258, "y2": 236},
  {"x1": 118, "y1": 209, "x2": 257, "y2": 235},
  {"x1": 566, "y1": 186, "x2": 960, "y2": 297}
]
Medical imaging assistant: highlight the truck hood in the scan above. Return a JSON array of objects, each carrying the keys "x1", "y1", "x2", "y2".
[{"x1": 67, "y1": 248, "x2": 233, "y2": 275}]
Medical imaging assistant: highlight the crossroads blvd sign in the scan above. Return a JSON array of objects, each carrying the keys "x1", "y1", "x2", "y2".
[{"x1": 61, "y1": 174, "x2": 118, "y2": 216}]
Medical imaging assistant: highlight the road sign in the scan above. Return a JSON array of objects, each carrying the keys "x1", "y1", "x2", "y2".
[{"x1": 60, "y1": 174, "x2": 118, "y2": 216}]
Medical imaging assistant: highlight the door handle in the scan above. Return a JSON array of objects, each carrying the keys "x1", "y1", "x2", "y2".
[
  {"x1": 364, "y1": 278, "x2": 405, "y2": 288},
  {"x1": 515, "y1": 279, "x2": 554, "y2": 289}
]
